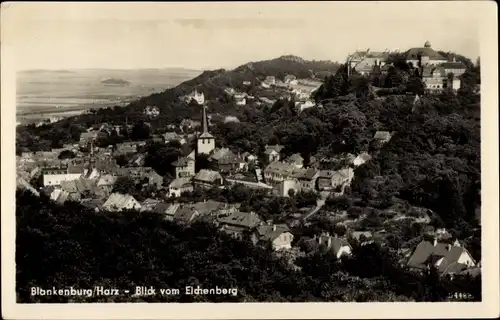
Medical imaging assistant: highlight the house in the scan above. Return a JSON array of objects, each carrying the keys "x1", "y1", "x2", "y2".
[
  {"x1": 192, "y1": 169, "x2": 224, "y2": 189},
  {"x1": 128, "y1": 154, "x2": 146, "y2": 167},
  {"x1": 347, "y1": 49, "x2": 390, "y2": 76},
  {"x1": 353, "y1": 152, "x2": 372, "y2": 166},
  {"x1": 168, "y1": 177, "x2": 194, "y2": 197},
  {"x1": 125, "y1": 167, "x2": 163, "y2": 189},
  {"x1": 284, "y1": 74, "x2": 297, "y2": 84},
  {"x1": 42, "y1": 166, "x2": 83, "y2": 187},
  {"x1": 241, "y1": 152, "x2": 257, "y2": 163},
  {"x1": 407, "y1": 239, "x2": 477, "y2": 276},
  {"x1": 264, "y1": 76, "x2": 276, "y2": 86},
  {"x1": 96, "y1": 174, "x2": 117, "y2": 197},
  {"x1": 252, "y1": 224, "x2": 294, "y2": 251},
  {"x1": 279, "y1": 178, "x2": 302, "y2": 197},
  {"x1": 223, "y1": 116, "x2": 240, "y2": 124},
  {"x1": 373, "y1": 131, "x2": 392, "y2": 144},
  {"x1": 144, "y1": 106, "x2": 160, "y2": 117},
  {"x1": 226, "y1": 178, "x2": 274, "y2": 191},
  {"x1": 140, "y1": 198, "x2": 161, "y2": 212},
  {"x1": 218, "y1": 211, "x2": 263, "y2": 240},
  {"x1": 49, "y1": 188, "x2": 70, "y2": 205},
  {"x1": 153, "y1": 202, "x2": 182, "y2": 221},
  {"x1": 350, "y1": 231, "x2": 374, "y2": 244},
  {"x1": 171, "y1": 157, "x2": 195, "y2": 179},
  {"x1": 102, "y1": 193, "x2": 141, "y2": 212},
  {"x1": 306, "y1": 232, "x2": 352, "y2": 258},
  {"x1": 180, "y1": 118, "x2": 201, "y2": 130},
  {"x1": 210, "y1": 148, "x2": 245, "y2": 172},
  {"x1": 295, "y1": 100, "x2": 316, "y2": 113},
  {"x1": 264, "y1": 144, "x2": 284, "y2": 162},
  {"x1": 114, "y1": 142, "x2": 138, "y2": 155},
  {"x1": 242, "y1": 80, "x2": 252, "y2": 86},
  {"x1": 173, "y1": 205, "x2": 199, "y2": 224},
  {"x1": 164, "y1": 132, "x2": 186, "y2": 145},
  {"x1": 421, "y1": 65, "x2": 446, "y2": 92},
  {"x1": 263, "y1": 161, "x2": 297, "y2": 184},
  {"x1": 80, "y1": 198, "x2": 104, "y2": 212},
  {"x1": 79, "y1": 131, "x2": 99, "y2": 148},
  {"x1": 234, "y1": 93, "x2": 246, "y2": 106},
  {"x1": 292, "y1": 168, "x2": 320, "y2": 191},
  {"x1": 442, "y1": 58, "x2": 467, "y2": 77},
  {"x1": 406, "y1": 41, "x2": 448, "y2": 68},
  {"x1": 59, "y1": 178, "x2": 98, "y2": 201},
  {"x1": 285, "y1": 153, "x2": 304, "y2": 169},
  {"x1": 317, "y1": 168, "x2": 354, "y2": 191}
]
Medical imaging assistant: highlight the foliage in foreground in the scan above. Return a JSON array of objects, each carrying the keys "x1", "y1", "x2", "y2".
[{"x1": 16, "y1": 190, "x2": 480, "y2": 303}]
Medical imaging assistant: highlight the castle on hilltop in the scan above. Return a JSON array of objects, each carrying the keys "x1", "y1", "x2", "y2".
[{"x1": 346, "y1": 41, "x2": 467, "y2": 93}]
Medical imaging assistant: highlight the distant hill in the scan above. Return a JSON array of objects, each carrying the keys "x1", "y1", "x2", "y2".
[
  {"x1": 130, "y1": 55, "x2": 339, "y2": 105},
  {"x1": 101, "y1": 78, "x2": 131, "y2": 86}
]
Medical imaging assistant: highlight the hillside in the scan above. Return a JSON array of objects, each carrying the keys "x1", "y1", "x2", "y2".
[{"x1": 101, "y1": 78, "x2": 131, "y2": 86}]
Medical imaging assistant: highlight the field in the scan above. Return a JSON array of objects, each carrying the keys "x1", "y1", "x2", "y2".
[{"x1": 16, "y1": 68, "x2": 201, "y2": 123}]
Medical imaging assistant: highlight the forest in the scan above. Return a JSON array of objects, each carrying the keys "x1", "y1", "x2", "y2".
[{"x1": 16, "y1": 190, "x2": 480, "y2": 302}]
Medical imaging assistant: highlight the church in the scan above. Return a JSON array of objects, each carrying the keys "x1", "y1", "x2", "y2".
[{"x1": 196, "y1": 93, "x2": 215, "y2": 156}]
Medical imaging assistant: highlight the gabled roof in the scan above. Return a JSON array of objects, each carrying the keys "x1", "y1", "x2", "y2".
[
  {"x1": 152, "y1": 202, "x2": 172, "y2": 214},
  {"x1": 219, "y1": 211, "x2": 262, "y2": 229},
  {"x1": 406, "y1": 47, "x2": 446, "y2": 61},
  {"x1": 291, "y1": 167, "x2": 318, "y2": 180},
  {"x1": 441, "y1": 62, "x2": 467, "y2": 70},
  {"x1": 97, "y1": 174, "x2": 118, "y2": 186},
  {"x1": 264, "y1": 161, "x2": 297, "y2": 177},
  {"x1": 265, "y1": 144, "x2": 284, "y2": 154},
  {"x1": 80, "y1": 198, "x2": 104, "y2": 210},
  {"x1": 193, "y1": 169, "x2": 222, "y2": 183},
  {"x1": 256, "y1": 224, "x2": 291, "y2": 242},
  {"x1": 171, "y1": 157, "x2": 193, "y2": 167},
  {"x1": 210, "y1": 148, "x2": 231, "y2": 161},
  {"x1": 422, "y1": 65, "x2": 446, "y2": 77},
  {"x1": 287, "y1": 153, "x2": 304, "y2": 163},
  {"x1": 193, "y1": 200, "x2": 227, "y2": 215},
  {"x1": 407, "y1": 240, "x2": 475, "y2": 275},
  {"x1": 307, "y1": 235, "x2": 351, "y2": 254},
  {"x1": 173, "y1": 206, "x2": 197, "y2": 224},
  {"x1": 374, "y1": 131, "x2": 392, "y2": 140},
  {"x1": 355, "y1": 152, "x2": 372, "y2": 162},
  {"x1": 102, "y1": 193, "x2": 138, "y2": 210},
  {"x1": 169, "y1": 177, "x2": 192, "y2": 189}
]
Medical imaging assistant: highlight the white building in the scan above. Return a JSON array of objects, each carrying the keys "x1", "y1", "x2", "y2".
[
  {"x1": 197, "y1": 105, "x2": 216, "y2": 155},
  {"x1": 42, "y1": 167, "x2": 83, "y2": 187},
  {"x1": 102, "y1": 193, "x2": 141, "y2": 212}
]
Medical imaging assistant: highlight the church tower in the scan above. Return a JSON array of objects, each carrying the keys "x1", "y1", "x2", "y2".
[{"x1": 197, "y1": 102, "x2": 215, "y2": 155}]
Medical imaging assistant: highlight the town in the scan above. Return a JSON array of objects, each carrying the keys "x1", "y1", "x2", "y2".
[{"x1": 16, "y1": 41, "x2": 481, "y2": 302}]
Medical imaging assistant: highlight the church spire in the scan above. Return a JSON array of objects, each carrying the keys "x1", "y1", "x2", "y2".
[{"x1": 201, "y1": 104, "x2": 209, "y2": 134}]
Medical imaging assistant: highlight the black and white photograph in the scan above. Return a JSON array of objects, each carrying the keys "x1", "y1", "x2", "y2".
[{"x1": 1, "y1": 1, "x2": 498, "y2": 319}]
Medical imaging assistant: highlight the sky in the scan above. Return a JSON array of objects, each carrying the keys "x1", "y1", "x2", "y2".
[{"x1": 2, "y1": 2, "x2": 487, "y2": 71}]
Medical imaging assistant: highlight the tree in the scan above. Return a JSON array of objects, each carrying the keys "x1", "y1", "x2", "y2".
[
  {"x1": 130, "y1": 121, "x2": 151, "y2": 140},
  {"x1": 112, "y1": 176, "x2": 136, "y2": 194},
  {"x1": 406, "y1": 76, "x2": 425, "y2": 95},
  {"x1": 58, "y1": 150, "x2": 76, "y2": 160}
]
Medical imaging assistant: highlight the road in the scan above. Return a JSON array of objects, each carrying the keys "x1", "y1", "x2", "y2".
[{"x1": 303, "y1": 191, "x2": 330, "y2": 221}]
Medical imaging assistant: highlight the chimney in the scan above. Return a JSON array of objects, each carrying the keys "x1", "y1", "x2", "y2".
[
  {"x1": 433, "y1": 238, "x2": 438, "y2": 246},
  {"x1": 272, "y1": 225, "x2": 276, "y2": 231},
  {"x1": 327, "y1": 237, "x2": 332, "y2": 248},
  {"x1": 447, "y1": 244, "x2": 452, "y2": 251}
]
